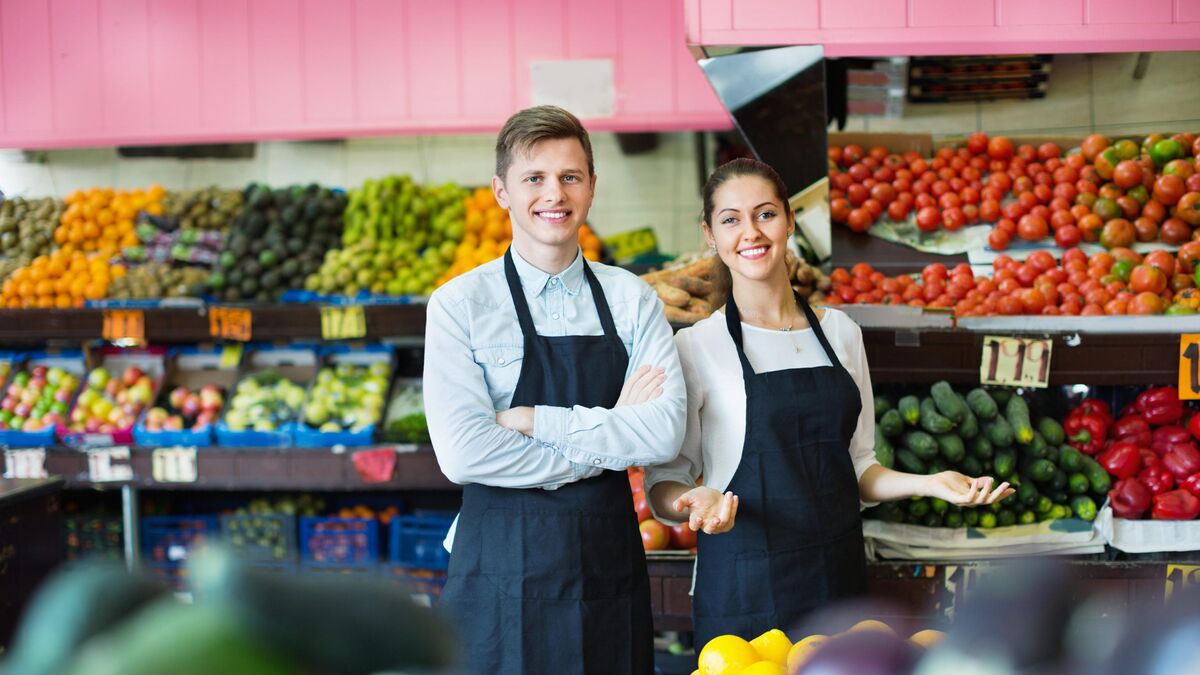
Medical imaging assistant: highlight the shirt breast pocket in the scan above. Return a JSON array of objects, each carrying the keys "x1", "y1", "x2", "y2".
[{"x1": 471, "y1": 346, "x2": 525, "y2": 405}]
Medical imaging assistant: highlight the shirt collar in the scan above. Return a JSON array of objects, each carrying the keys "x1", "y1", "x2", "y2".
[{"x1": 510, "y1": 246, "x2": 586, "y2": 297}]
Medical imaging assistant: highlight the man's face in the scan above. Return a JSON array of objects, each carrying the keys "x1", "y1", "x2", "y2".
[{"x1": 493, "y1": 137, "x2": 596, "y2": 252}]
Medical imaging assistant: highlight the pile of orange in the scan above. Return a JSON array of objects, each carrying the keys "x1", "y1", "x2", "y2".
[
  {"x1": 55, "y1": 185, "x2": 165, "y2": 255},
  {"x1": 437, "y1": 187, "x2": 605, "y2": 287},
  {"x1": 1, "y1": 250, "x2": 125, "y2": 308}
]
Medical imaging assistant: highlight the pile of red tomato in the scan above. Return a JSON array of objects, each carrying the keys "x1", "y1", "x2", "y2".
[
  {"x1": 828, "y1": 244, "x2": 1200, "y2": 316},
  {"x1": 828, "y1": 132, "x2": 1200, "y2": 250},
  {"x1": 628, "y1": 468, "x2": 697, "y2": 552}
]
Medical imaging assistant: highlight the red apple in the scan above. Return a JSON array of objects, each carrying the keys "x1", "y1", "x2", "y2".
[
  {"x1": 84, "y1": 418, "x2": 102, "y2": 433},
  {"x1": 104, "y1": 379, "x2": 121, "y2": 398},
  {"x1": 181, "y1": 394, "x2": 201, "y2": 418},
  {"x1": 169, "y1": 386, "x2": 189, "y2": 410},
  {"x1": 639, "y1": 519, "x2": 670, "y2": 551},
  {"x1": 1, "y1": 398, "x2": 14, "y2": 412},
  {"x1": 164, "y1": 416, "x2": 184, "y2": 431},
  {"x1": 7, "y1": 384, "x2": 21, "y2": 398},
  {"x1": 53, "y1": 388, "x2": 72, "y2": 404},
  {"x1": 669, "y1": 523, "x2": 698, "y2": 550},
  {"x1": 31, "y1": 366, "x2": 47, "y2": 378},
  {"x1": 122, "y1": 366, "x2": 145, "y2": 387},
  {"x1": 13, "y1": 403, "x2": 30, "y2": 418}
]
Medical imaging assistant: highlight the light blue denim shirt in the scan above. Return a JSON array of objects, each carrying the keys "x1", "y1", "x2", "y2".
[{"x1": 423, "y1": 247, "x2": 686, "y2": 492}]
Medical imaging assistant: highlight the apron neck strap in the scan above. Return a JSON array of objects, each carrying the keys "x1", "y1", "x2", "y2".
[
  {"x1": 725, "y1": 291, "x2": 842, "y2": 372},
  {"x1": 504, "y1": 247, "x2": 619, "y2": 341}
]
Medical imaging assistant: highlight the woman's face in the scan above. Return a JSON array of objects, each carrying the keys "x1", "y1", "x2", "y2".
[{"x1": 705, "y1": 175, "x2": 792, "y2": 286}]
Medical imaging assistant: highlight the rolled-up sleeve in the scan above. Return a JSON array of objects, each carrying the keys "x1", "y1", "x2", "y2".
[
  {"x1": 532, "y1": 284, "x2": 686, "y2": 471},
  {"x1": 424, "y1": 287, "x2": 587, "y2": 489},
  {"x1": 644, "y1": 330, "x2": 704, "y2": 525}
]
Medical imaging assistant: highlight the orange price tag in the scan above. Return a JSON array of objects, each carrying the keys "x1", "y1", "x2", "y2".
[
  {"x1": 102, "y1": 310, "x2": 145, "y2": 343},
  {"x1": 1179, "y1": 334, "x2": 1200, "y2": 400},
  {"x1": 209, "y1": 307, "x2": 252, "y2": 341}
]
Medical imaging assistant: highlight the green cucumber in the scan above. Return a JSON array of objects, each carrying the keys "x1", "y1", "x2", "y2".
[
  {"x1": 1005, "y1": 395, "x2": 1035, "y2": 444},
  {"x1": 1058, "y1": 446, "x2": 1084, "y2": 473},
  {"x1": 896, "y1": 449, "x2": 928, "y2": 474},
  {"x1": 1081, "y1": 456, "x2": 1112, "y2": 495},
  {"x1": 930, "y1": 381, "x2": 968, "y2": 423},
  {"x1": 1037, "y1": 417, "x2": 1065, "y2": 445},
  {"x1": 969, "y1": 436, "x2": 994, "y2": 460},
  {"x1": 1026, "y1": 431, "x2": 1049, "y2": 459},
  {"x1": 1028, "y1": 459, "x2": 1056, "y2": 482},
  {"x1": 963, "y1": 509, "x2": 981, "y2": 527},
  {"x1": 960, "y1": 455, "x2": 984, "y2": 477},
  {"x1": 873, "y1": 428, "x2": 895, "y2": 470},
  {"x1": 873, "y1": 395, "x2": 894, "y2": 420},
  {"x1": 903, "y1": 430, "x2": 939, "y2": 461},
  {"x1": 984, "y1": 416, "x2": 1015, "y2": 448},
  {"x1": 958, "y1": 407, "x2": 979, "y2": 440},
  {"x1": 966, "y1": 388, "x2": 999, "y2": 420},
  {"x1": 878, "y1": 409, "x2": 904, "y2": 438},
  {"x1": 994, "y1": 449, "x2": 1017, "y2": 478},
  {"x1": 944, "y1": 511, "x2": 964, "y2": 528},
  {"x1": 919, "y1": 397, "x2": 955, "y2": 434},
  {"x1": 990, "y1": 388, "x2": 1013, "y2": 407},
  {"x1": 897, "y1": 395, "x2": 921, "y2": 426},
  {"x1": 935, "y1": 433, "x2": 967, "y2": 464},
  {"x1": 1068, "y1": 473, "x2": 1090, "y2": 495},
  {"x1": 1016, "y1": 480, "x2": 1038, "y2": 506}
]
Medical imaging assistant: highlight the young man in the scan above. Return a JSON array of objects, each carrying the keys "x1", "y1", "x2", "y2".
[{"x1": 424, "y1": 105, "x2": 686, "y2": 674}]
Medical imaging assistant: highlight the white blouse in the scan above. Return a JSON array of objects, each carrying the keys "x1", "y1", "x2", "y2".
[{"x1": 644, "y1": 307, "x2": 879, "y2": 523}]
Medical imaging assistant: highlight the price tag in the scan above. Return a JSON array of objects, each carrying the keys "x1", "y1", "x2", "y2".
[
  {"x1": 152, "y1": 447, "x2": 197, "y2": 483},
  {"x1": 980, "y1": 336, "x2": 1052, "y2": 388},
  {"x1": 320, "y1": 306, "x2": 366, "y2": 340},
  {"x1": 86, "y1": 446, "x2": 133, "y2": 483},
  {"x1": 1179, "y1": 334, "x2": 1200, "y2": 400},
  {"x1": 209, "y1": 307, "x2": 252, "y2": 342},
  {"x1": 220, "y1": 343, "x2": 244, "y2": 370},
  {"x1": 603, "y1": 227, "x2": 659, "y2": 263},
  {"x1": 3, "y1": 448, "x2": 47, "y2": 479},
  {"x1": 102, "y1": 310, "x2": 145, "y2": 343},
  {"x1": 1165, "y1": 564, "x2": 1200, "y2": 602}
]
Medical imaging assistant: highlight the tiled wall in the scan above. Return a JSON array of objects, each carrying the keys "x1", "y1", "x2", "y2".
[
  {"x1": 847, "y1": 52, "x2": 1200, "y2": 136},
  {"x1": 0, "y1": 132, "x2": 707, "y2": 256}
]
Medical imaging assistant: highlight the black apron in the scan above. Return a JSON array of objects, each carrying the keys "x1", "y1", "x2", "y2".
[
  {"x1": 693, "y1": 293, "x2": 867, "y2": 646},
  {"x1": 440, "y1": 249, "x2": 654, "y2": 675}
]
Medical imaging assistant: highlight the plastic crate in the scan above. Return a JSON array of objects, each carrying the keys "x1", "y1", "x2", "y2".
[
  {"x1": 0, "y1": 350, "x2": 86, "y2": 448},
  {"x1": 387, "y1": 566, "x2": 448, "y2": 607},
  {"x1": 388, "y1": 513, "x2": 454, "y2": 571},
  {"x1": 293, "y1": 344, "x2": 394, "y2": 449},
  {"x1": 220, "y1": 513, "x2": 298, "y2": 566},
  {"x1": 65, "y1": 515, "x2": 123, "y2": 562},
  {"x1": 299, "y1": 516, "x2": 380, "y2": 570},
  {"x1": 141, "y1": 515, "x2": 219, "y2": 570}
]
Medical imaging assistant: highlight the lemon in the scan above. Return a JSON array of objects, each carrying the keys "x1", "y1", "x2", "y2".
[
  {"x1": 698, "y1": 635, "x2": 759, "y2": 675},
  {"x1": 749, "y1": 628, "x2": 792, "y2": 665},
  {"x1": 785, "y1": 634, "x2": 827, "y2": 673},
  {"x1": 740, "y1": 661, "x2": 786, "y2": 675}
]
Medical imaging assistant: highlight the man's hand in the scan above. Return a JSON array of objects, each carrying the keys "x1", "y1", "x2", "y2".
[
  {"x1": 672, "y1": 487, "x2": 738, "y2": 534},
  {"x1": 616, "y1": 365, "x2": 666, "y2": 407},
  {"x1": 496, "y1": 406, "x2": 534, "y2": 436}
]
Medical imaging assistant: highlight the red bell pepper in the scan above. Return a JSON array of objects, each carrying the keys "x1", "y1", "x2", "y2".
[
  {"x1": 1111, "y1": 415, "x2": 1152, "y2": 447},
  {"x1": 1098, "y1": 441, "x2": 1143, "y2": 479},
  {"x1": 1187, "y1": 412, "x2": 1200, "y2": 441},
  {"x1": 1163, "y1": 441, "x2": 1200, "y2": 480},
  {"x1": 1152, "y1": 425, "x2": 1192, "y2": 455},
  {"x1": 1135, "y1": 386, "x2": 1185, "y2": 426},
  {"x1": 1075, "y1": 398, "x2": 1112, "y2": 422},
  {"x1": 1151, "y1": 489, "x2": 1200, "y2": 520},
  {"x1": 1139, "y1": 447, "x2": 1162, "y2": 471},
  {"x1": 1183, "y1": 473, "x2": 1200, "y2": 499},
  {"x1": 1109, "y1": 478, "x2": 1152, "y2": 519},
  {"x1": 1137, "y1": 465, "x2": 1175, "y2": 495},
  {"x1": 1065, "y1": 411, "x2": 1109, "y2": 456}
]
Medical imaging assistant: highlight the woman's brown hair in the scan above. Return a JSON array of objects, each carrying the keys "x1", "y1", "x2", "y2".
[{"x1": 700, "y1": 158, "x2": 792, "y2": 306}]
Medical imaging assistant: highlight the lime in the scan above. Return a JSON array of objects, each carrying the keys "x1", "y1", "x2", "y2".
[{"x1": 1150, "y1": 139, "x2": 1185, "y2": 167}]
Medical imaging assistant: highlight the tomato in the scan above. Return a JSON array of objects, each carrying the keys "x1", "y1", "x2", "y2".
[
  {"x1": 829, "y1": 146, "x2": 844, "y2": 166},
  {"x1": 960, "y1": 187, "x2": 980, "y2": 205},
  {"x1": 1033, "y1": 184, "x2": 1053, "y2": 204},
  {"x1": 634, "y1": 493, "x2": 653, "y2": 522},
  {"x1": 1099, "y1": 219, "x2": 1135, "y2": 249},
  {"x1": 1092, "y1": 197, "x2": 1121, "y2": 222},
  {"x1": 942, "y1": 207, "x2": 966, "y2": 231},
  {"x1": 1053, "y1": 166, "x2": 1078, "y2": 185},
  {"x1": 870, "y1": 183, "x2": 897, "y2": 205},
  {"x1": 862, "y1": 199, "x2": 883, "y2": 219},
  {"x1": 1164, "y1": 159, "x2": 1195, "y2": 180},
  {"x1": 1129, "y1": 291, "x2": 1165, "y2": 315},
  {"x1": 1143, "y1": 250, "x2": 1176, "y2": 277},
  {"x1": 868, "y1": 145, "x2": 889, "y2": 162},
  {"x1": 997, "y1": 295, "x2": 1023, "y2": 315},
  {"x1": 862, "y1": 156, "x2": 880, "y2": 170},
  {"x1": 1116, "y1": 196, "x2": 1141, "y2": 219},
  {"x1": 1153, "y1": 175, "x2": 1186, "y2": 205},
  {"x1": 988, "y1": 172, "x2": 1013, "y2": 192},
  {"x1": 1104, "y1": 296, "x2": 1130, "y2": 315},
  {"x1": 1055, "y1": 225, "x2": 1082, "y2": 249},
  {"x1": 1020, "y1": 288, "x2": 1048, "y2": 314},
  {"x1": 1172, "y1": 273, "x2": 1196, "y2": 293},
  {"x1": 887, "y1": 200, "x2": 911, "y2": 222},
  {"x1": 1025, "y1": 250, "x2": 1054, "y2": 272},
  {"x1": 847, "y1": 183, "x2": 869, "y2": 206},
  {"x1": 996, "y1": 217, "x2": 1017, "y2": 235},
  {"x1": 938, "y1": 192, "x2": 962, "y2": 210},
  {"x1": 1134, "y1": 217, "x2": 1160, "y2": 242},
  {"x1": 1161, "y1": 218, "x2": 1192, "y2": 246},
  {"x1": 1017, "y1": 214, "x2": 1049, "y2": 241},
  {"x1": 1129, "y1": 265, "x2": 1168, "y2": 294},
  {"x1": 1127, "y1": 184, "x2": 1150, "y2": 205},
  {"x1": 668, "y1": 523, "x2": 698, "y2": 550},
  {"x1": 966, "y1": 132, "x2": 989, "y2": 155},
  {"x1": 1188, "y1": 174, "x2": 1200, "y2": 193},
  {"x1": 932, "y1": 181, "x2": 952, "y2": 198},
  {"x1": 1142, "y1": 199, "x2": 1167, "y2": 223},
  {"x1": 832, "y1": 173, "x2": 853, "y2": 192},
  {"x1": 640, "y1": 519, "x2": 669, "y2": 551},
  {"x1": 873, "y1": 167, "x2": 896, "y2": 183},
  {"x1": 1175, "y1": 192, "x2": 1200, "y2": 226},
  {"x1": 980, "y1": 199, "x2": 1002, "y2": 222},
  {"x1": 1081, "y1": 134, "x2": 1111, "y2": 162},
  {"x1": 1050, "y1": 209, "x2": 1076, "y2": 229},
  {"x1": 988, "y1": 136, "x2": 1014, "y2": 160},
  {"x1": 1003, "y1": 200, "x2": 1028, "y2": 221},
  {"x1": 915, "y1": 192, "x2": 936, "y2": 209},
  {"x1": 1054, "y1": 182, "x2": 1079, "y2": 204},
  {"x1": 1113, "y1": 160, "x2": 1144, "y2": 189},
  {"x1": 916, "y1": 206, "x2": 941, "y2": 232},
  {"x1": 1178, "y1": 241, "x2": 1200, "y2": 274},
  {"x1": 1094, "y1": 148, "x2": 1119, "y2": 181},
  {"x1": 848, "y1": 208, "x2": 874, "y2": 233},
  {"x1": 988, "y1": 227, "x2": 1011, "y2": 251},
  {"x1": 909, "y1": 158, "x2": 929, "y2": 176},
  {"x1": 1014, "y1": 176, "x2": 1035, "y2": 194},
  {"x1": 892, "y1": 178, "x2": 913, "y2": 194}
]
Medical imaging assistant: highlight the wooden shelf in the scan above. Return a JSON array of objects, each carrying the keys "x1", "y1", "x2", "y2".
[{"x1": 45, "y1": 445, "x2": 454, "y2": 492}]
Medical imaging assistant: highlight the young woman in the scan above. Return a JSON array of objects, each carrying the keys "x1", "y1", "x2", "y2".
[{"x1": 646, "y1": 158, "x2": 1013, "y2": 646}]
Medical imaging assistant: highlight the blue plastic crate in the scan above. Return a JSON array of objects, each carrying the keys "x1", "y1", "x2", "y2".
[
  {"x1": 0, "y1": 350, "x2": 86, "y2": 449},
  {"x1": 141, "y1": 515, "x2": 219, "y2": 570},
  {"x1": 299, "y1": 517, "x2": 379, "y2": 570},
  {"x1": 388, "y1": 513, "x2": 454, "y2": 571},
  {"x1": 220, "y1": 513, "x2": 298, "y2": 566},
  {"x1": 214, "y1": 421, "x2": 295, "y2": 448}
]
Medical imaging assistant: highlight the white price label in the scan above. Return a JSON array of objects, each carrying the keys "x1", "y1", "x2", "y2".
[
  {"x1": 152, "y1": 447, "x2": 197, "y2": 483},
  {"x1": 980, "y1": 336, "x2": 1053, "y2": 388},
  {"x1": 3, "y1": 448, "x2": 48, "y2": 479},
  {"x1": 87, "y1": 447, "x2": 133, "y2": 483}
]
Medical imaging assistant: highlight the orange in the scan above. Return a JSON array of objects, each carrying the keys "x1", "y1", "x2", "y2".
[
  {"x1": 909, "y1": 629, "x2": 945, "y2": 648},
  {"x1": 749, "y1": 629, "x2": 792, "y2": 665},
  {"x1": 17, "y1": 281, "x2": 33, "y2": 298},
  {"x1": 69, "y1": 277, "x2": 87, "y2": 299},
  {"x1": 110, "y1": 264, "x2": 126, "y2": 279},
  {"x1": 54, "y1": 294, "x2": 72, "y2": 309},
  {"x1": 34, "y1": 280, "x2": 53, "y2": 297},
  {"x1": 785, "y1": 635, "x2": 827, "y2": 673},
  {"x1": 96, "y1": 208, "x2": 114, "y2": 226},
  {"x1": 848, "y1": 620, "x2": 894, "y2": 635},
  {"x1": 66, "y1": 189, "x2": 84, "y2": 204},
  {"x1": 144, "y1": 202, "x2": 164, "y2": 216},
  {"x1": 35, "y1": 295, "x2": 53, "y2": 309},
  {"x1": 83, "y1": 222, "x2": 101, "y2": 240},
  {"x1": 84, "y1": 282, "x2": 106, "y2": 300},
  {"x1": 698, "y1": 635, "x2": 759, "y2": 675}
]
